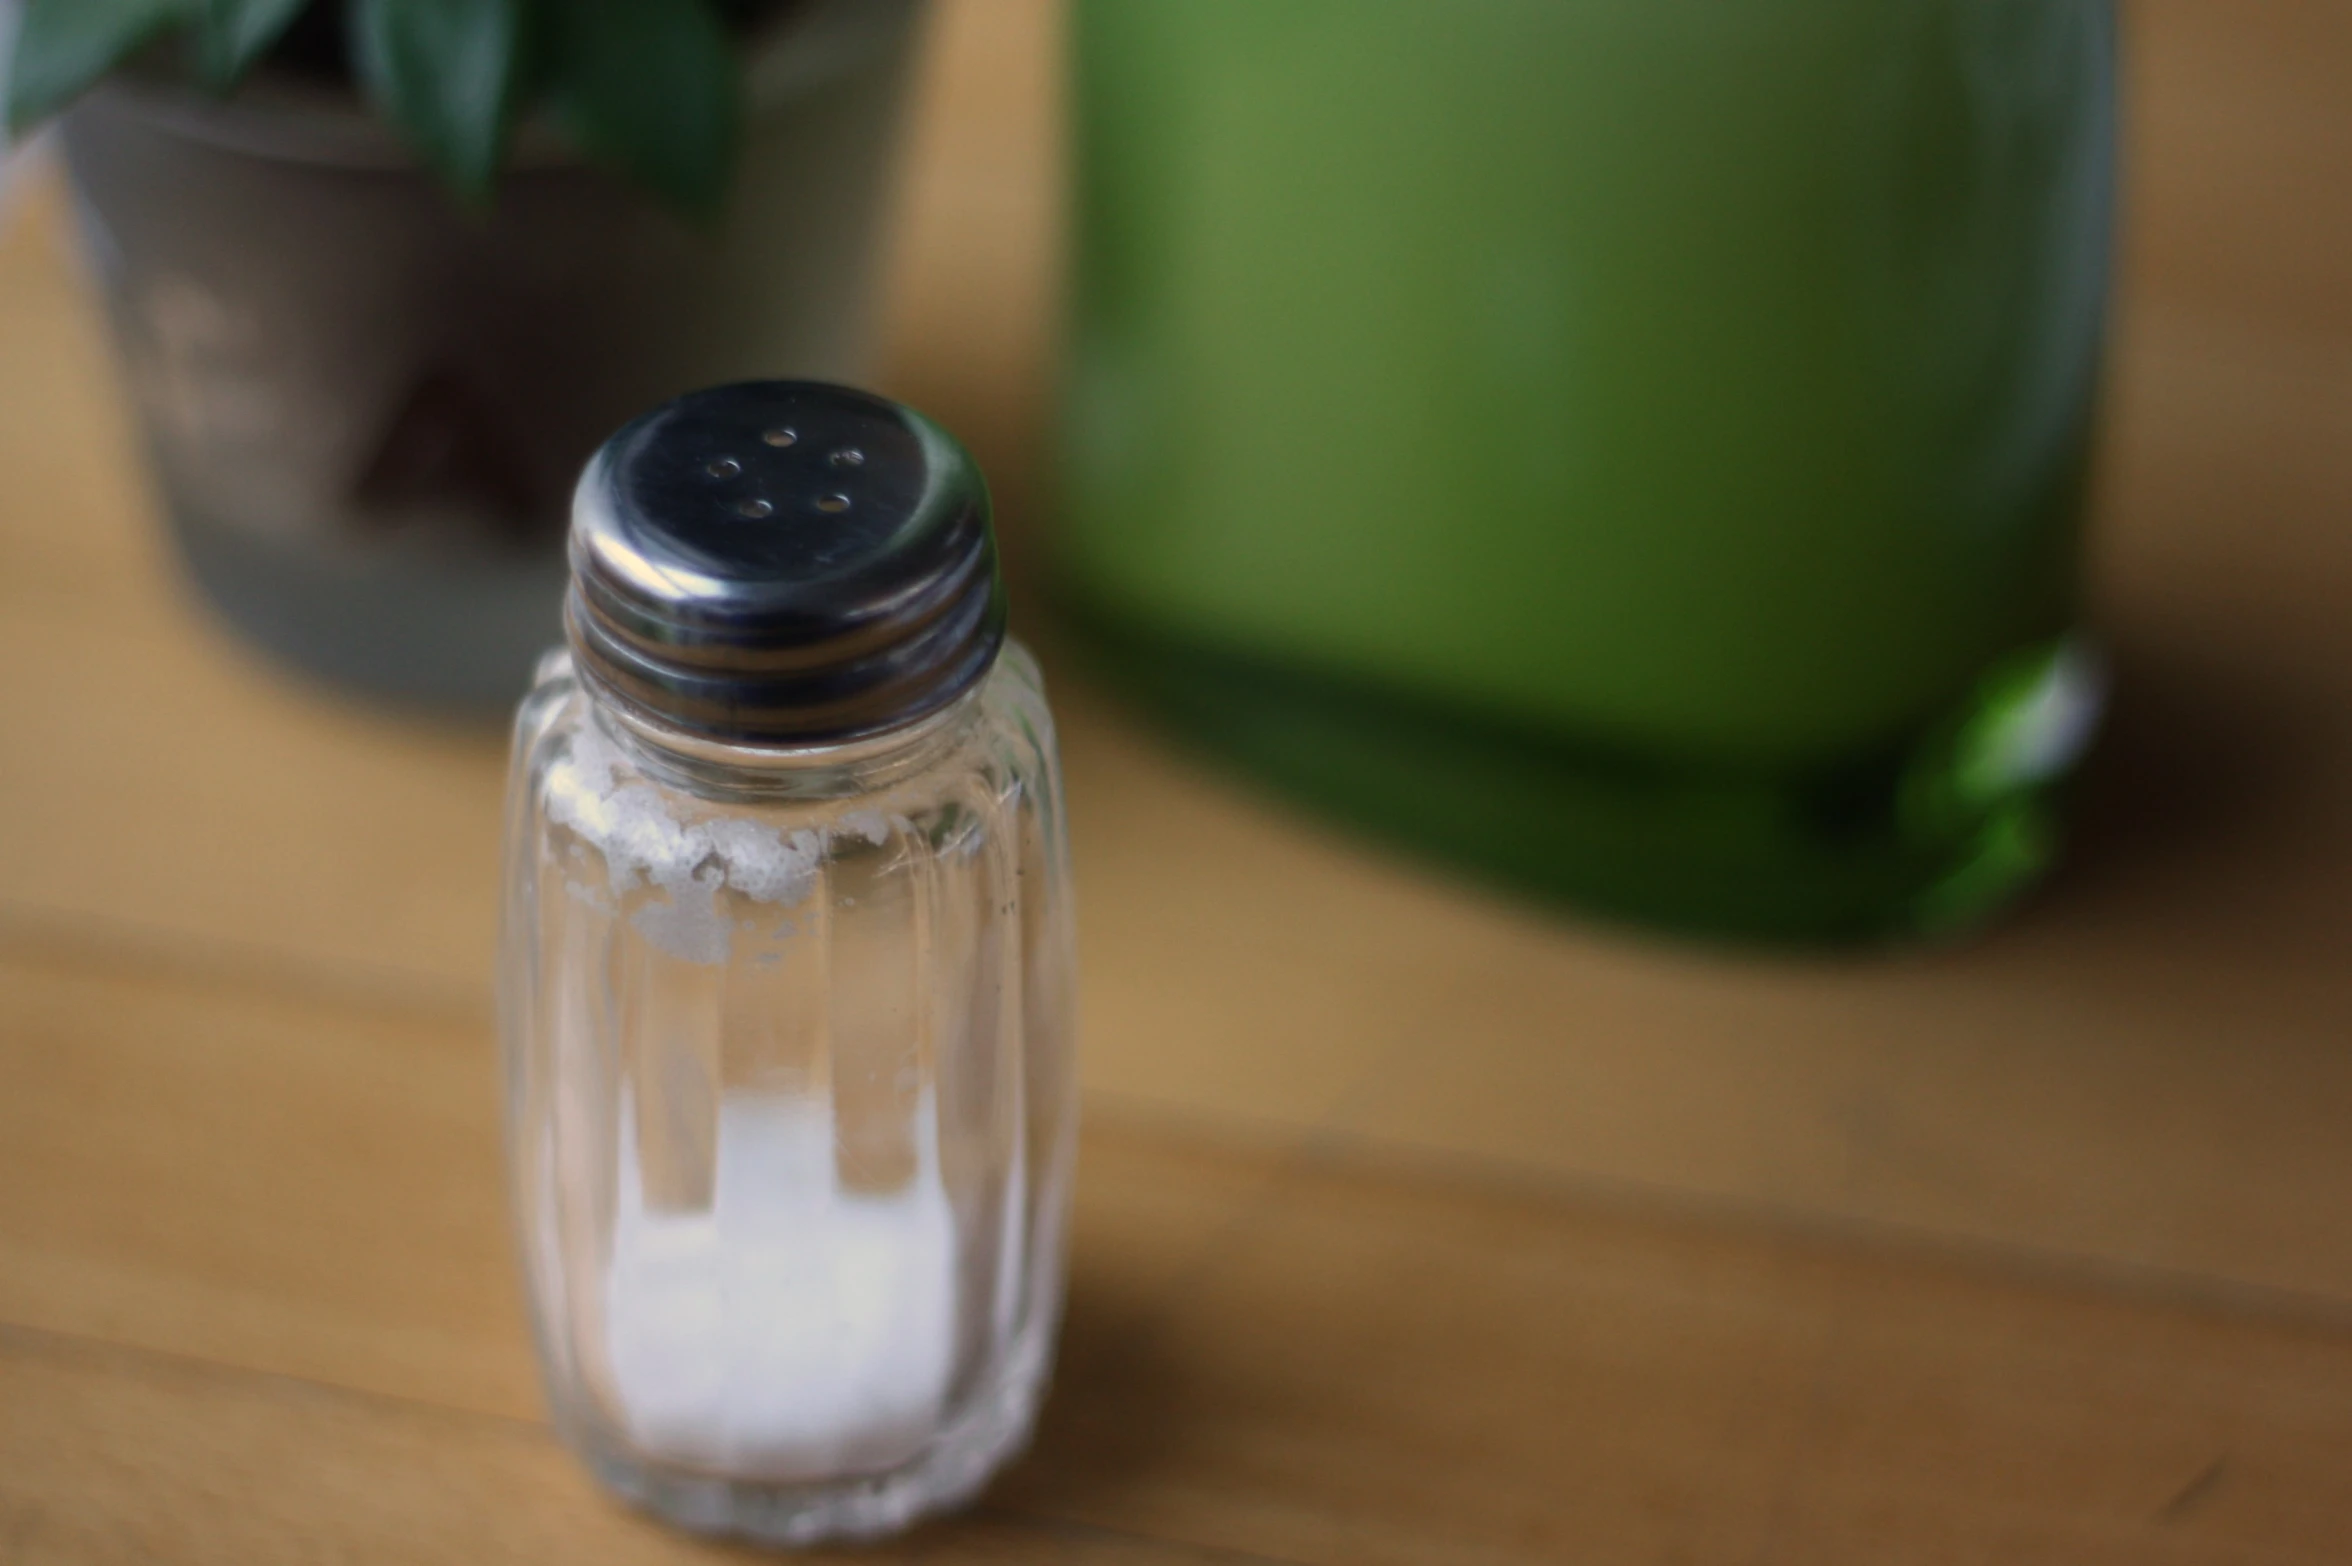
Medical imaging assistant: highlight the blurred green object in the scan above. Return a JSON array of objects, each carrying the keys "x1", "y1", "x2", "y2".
[{"x1": 1062, "y1": 0, "x2": 2116, "y2": 942}]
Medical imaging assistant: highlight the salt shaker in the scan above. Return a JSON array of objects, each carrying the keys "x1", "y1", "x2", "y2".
[{"x1": 498, "y1": 382, "x2": 1077, "y2": 1545}]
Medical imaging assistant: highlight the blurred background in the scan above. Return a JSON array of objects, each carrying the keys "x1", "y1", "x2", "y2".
[{"x1": 2, "y1": 0, "x2": 2350, "y2": 1559}]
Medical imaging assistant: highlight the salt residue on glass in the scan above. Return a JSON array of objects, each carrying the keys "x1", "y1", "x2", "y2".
[{"x1": 542, "y1": 719, "x2": 834, "y2": 963}]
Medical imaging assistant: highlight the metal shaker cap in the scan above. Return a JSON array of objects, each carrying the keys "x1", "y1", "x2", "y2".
[{"x1": 565, "y1": 381, "x2": 1006, "y2": 744}]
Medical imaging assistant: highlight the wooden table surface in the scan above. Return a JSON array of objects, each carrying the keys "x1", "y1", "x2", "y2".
[{"x1": 4, "y1": 3, "x2": 2350, "y2": 1561}]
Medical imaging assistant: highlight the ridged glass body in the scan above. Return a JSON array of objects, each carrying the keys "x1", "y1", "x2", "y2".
[{"x1": 498, "y1": 642, "x2": 1075, "y2": 1545}]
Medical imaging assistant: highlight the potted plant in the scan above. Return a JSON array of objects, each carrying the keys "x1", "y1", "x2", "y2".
[{"x1": 6, "y1": 0, "x2": 925, "y2": 706}]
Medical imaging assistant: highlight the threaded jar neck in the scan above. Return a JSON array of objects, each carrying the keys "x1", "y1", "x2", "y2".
[{"x1": 564, "y1": 380, "x2": 1007, "y2": 748}]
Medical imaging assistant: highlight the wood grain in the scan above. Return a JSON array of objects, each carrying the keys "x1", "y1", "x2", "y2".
[
  {"x1": 0, "y1": 1326, "x2": 1251, "y2": 1565},
  {"x1": 0, "y1": 935, "x2": 1286, "y2": 1426},
  {"x1": 1021, "y1": 1149, "x2": 2352, "y2": 1566},
  {"x1": 7, "y1": 928, "x2": 2352, "y2": 1565}
]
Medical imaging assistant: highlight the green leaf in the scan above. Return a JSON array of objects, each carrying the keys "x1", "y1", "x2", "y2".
[
  {"x1": 352, "y1": 0, "x2": 529, "y2": 203},
  {"x1": 6, "y1": 0, "x2": 188, "y2": 135},
  {"x1": 541, "y1": 0, "x2": 740, "y2": 219},
  {"x1": 189, "y1": 0, "x2": 311, "y2": 93}
]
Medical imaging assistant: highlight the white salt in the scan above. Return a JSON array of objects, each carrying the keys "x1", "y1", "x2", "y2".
[
  {"x1": 542, "y1": 718, "x2": 826, "y2": 963},
  {"x1": 605, "y1": 1095, "x2": 958, "y2": 1480}
]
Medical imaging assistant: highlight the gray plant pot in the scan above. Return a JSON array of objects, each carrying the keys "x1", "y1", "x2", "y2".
[{"x1": 58, "y1": 0, "x2": 924, "y2": 710}]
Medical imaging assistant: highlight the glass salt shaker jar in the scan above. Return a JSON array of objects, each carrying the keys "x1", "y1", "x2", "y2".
[{"x1": 498, "y1": 382, "x2": 1077, "y2": 1545}]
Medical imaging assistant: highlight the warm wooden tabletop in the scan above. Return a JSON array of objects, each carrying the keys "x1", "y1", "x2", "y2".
[{"x1": 4, "y1": 2, "x2": 2350, "y2": 1561}]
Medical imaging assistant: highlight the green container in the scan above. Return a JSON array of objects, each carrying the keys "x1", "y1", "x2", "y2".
[{"x1": 1062, "y1": 0, "x2": 2116, "y2": 941}]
